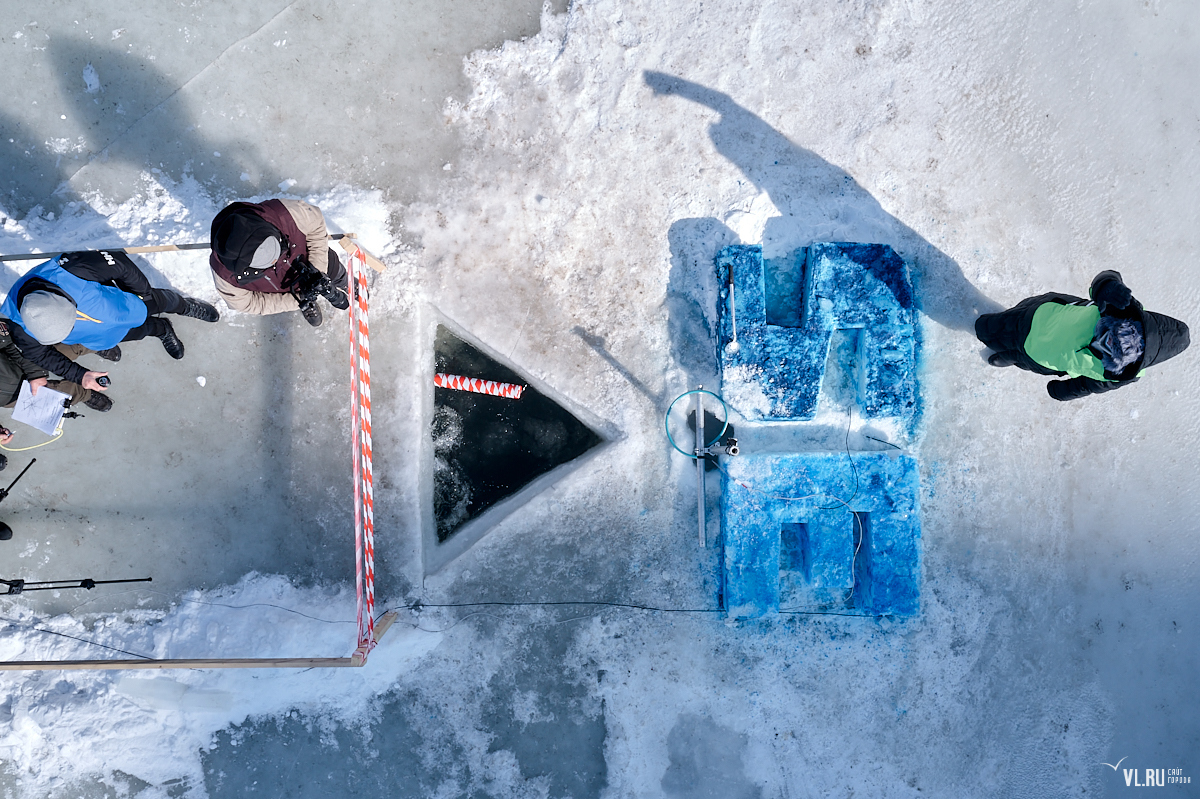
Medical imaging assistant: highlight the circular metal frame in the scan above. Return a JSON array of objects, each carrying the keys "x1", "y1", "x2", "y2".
[{"x1": 664, "y1": 389, "x2": 730, "y2": 458}]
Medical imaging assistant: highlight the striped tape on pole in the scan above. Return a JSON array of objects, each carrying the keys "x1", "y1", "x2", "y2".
[
  {"x1": 346, "y1": 241, "x2": 377, "y2": 661},
  {"x1": 434, "y1": 373, "x2": 525, "y2": 400}
]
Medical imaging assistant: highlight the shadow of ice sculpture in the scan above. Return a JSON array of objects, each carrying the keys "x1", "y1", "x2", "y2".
[
  {"x1": 715, "y1": 244, "x2": 921, "y2": 619},
  {"x1": 716, "y1": 243, "x2": 917, "y2": 427}
]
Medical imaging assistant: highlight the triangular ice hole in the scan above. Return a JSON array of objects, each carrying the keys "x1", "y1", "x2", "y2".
[{"x1": 432, "y1": 325, "x2": 602, "y2": 543}]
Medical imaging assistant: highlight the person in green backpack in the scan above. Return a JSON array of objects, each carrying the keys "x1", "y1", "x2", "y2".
[{"x1": 975, "y1": 271, "x2": 1190, "y2": 401}]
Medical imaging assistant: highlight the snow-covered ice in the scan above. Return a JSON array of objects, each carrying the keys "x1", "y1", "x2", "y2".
[{"x1": 1, "y1": 0, "x2": 1198, "y2": 797}]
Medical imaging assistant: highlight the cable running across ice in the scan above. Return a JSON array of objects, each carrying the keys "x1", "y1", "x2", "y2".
[
  {"x1": 0, "y1": 614, "x2": 154, "y2": 660},
  {"x1": 379, "y1": 599, "x2": 887, "y2": 620}
]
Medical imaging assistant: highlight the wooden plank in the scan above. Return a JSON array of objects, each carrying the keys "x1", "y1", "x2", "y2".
[
  {"x1": 373, "y1": 611, "x2": 399, "y2": 643},
  {"x1": 0, "y1": 233, "x2": 358, "y2": 262},
  {"x1": 122, "y1": 243, "x2": 211, "y2": 254},
  {"x1": 0, "y1": 613, "x2": 405, "y2": 671},
  {"x1": 0, "y1": 657, "x2": 359, "y2": 672},
  {"x1": 338, "y1": 235, "x2": 387, "y2": 272},
  {"x1": 348, "y1": 611, "x2": 402, "y2": 666}
]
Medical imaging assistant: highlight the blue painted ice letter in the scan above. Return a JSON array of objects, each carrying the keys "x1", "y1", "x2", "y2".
[
  {"x1": 715, "y1": 243, "x2": 917, "y2": 426},
  {"x1": 721, "y1": 452, "x2": 921, "y2": 618}
]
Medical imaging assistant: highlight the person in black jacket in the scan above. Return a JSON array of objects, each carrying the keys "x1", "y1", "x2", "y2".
[
  {"x1": 0, "y1": 318, "x2": 102, "y2": 460},
  {"x1": 0, "y1": 250, "x2": 220, "y2": 411},
  {"x1": 0, "y1": 319, "x2": 50, "y2": 458},
  {"x1": 0, "y1": 320, "x2": 47, "y2": 408},
  {"x1": 975, "y1": 271, "x2": 1189, "y2": 400}
]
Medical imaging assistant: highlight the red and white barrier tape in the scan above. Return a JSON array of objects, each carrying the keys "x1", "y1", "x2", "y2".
[
  {"x1": 346, "y1": 241, "x2": 377, "y2": 661},
  {"x1": 435, "y1": 372, "x2": 525, "y2": 400}
]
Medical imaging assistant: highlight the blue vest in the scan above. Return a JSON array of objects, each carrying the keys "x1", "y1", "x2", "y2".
[{"x1": 0, "y1": 257, "x2": 149, "y2": 349}]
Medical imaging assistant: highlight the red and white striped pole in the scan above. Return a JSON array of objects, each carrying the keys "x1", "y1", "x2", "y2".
[
  {"x1": 434, "y1": 373, "x2": 525, "y2": 399},
  {"x1": 346, "y1": 241, "x2": 377, "y2": 661}
]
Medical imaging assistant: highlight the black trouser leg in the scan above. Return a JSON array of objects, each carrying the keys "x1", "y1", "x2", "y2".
[
  {"x1": 121, "y1": 289, "x2": 182, "y2": 341},
  {"x1": 144, "y1": 288, "x2": 185, "y2": 315},
  {"x1": 326, "y1": 250, "x2": 347, "y2": 289},
  {"x1": 122, "y1": 316, "x2": 169, "y2": 342},
  {"x1": 987, "y1": 350, "x2": 1023, "y2": 368}
]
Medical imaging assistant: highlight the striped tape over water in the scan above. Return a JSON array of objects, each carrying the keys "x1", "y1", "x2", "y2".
[{"x1": 435, "y1": 373, "x2": 525, "y2": 400}]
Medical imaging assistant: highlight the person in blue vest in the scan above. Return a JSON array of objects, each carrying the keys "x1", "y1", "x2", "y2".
[
  {"x1": 0, "y1": 250, "x2": 219, "y2": 410},
  {"x1": 975, "y1": 271, "x2": 1189, "y2": 400}
]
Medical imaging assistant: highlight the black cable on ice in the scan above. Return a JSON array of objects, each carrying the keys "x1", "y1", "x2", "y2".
[{"x1": 0, "y1": 614, "x2": 154, "y2": 660}]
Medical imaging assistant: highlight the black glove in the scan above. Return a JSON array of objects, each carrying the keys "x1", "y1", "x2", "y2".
[
  {"x1": 1047, "y1": 375, "x2": 1130, "y2": 401},
  {"x1": 283, "y1": 258, "x2": 346, "y2": 310},
  {"x1": 1046, "y1": 380, "x2": 1073, "y2": 401},
  {"x1": 1090, "y1": 272, "x2": 1133, "y2": 314},
  {"x1": 281, "y1": 259, "x2": 325, "y2": 306}
]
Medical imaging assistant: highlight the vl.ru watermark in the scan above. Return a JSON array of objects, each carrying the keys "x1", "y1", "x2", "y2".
[{"x1": 1101, "y1": 760, "x2": 1190, "y2": 787}]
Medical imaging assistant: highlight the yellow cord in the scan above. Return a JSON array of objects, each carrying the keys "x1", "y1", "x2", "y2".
[{"x1": 1, "y1": 428, "x2": 64, "y2": 451}]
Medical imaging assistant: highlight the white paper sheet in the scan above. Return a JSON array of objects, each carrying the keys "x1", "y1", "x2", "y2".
[{"x1": 10, "y1": 380, "x2": 69, "y2": 435}]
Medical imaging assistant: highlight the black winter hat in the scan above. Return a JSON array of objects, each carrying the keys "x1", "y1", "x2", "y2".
[
  {"x1": 211, "y1": 206, "x2": 282, "y2": 276},
  {"x1": 1140, "y1": 310, "x2": 1190, "y2": 369}
]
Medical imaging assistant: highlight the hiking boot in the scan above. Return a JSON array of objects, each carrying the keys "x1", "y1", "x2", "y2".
[
  {"x1": 158, "y1": 320, "x2": 185, "y2": 359},
  {"x1": 83, "y1": 391, "x2": 113, "y2": 412},
  {"x1": 180, "y1": 296, "x2": 220, "y2": 323},
  {"x1": 94, "y1": 346, "x2": 122, "y2": 362},
  {"x1": 299, "y1": 300, "x2": 323, "y2": 327},
  {"x1": 987, "y1": 351, "x2": 1016, "y2": 368}
]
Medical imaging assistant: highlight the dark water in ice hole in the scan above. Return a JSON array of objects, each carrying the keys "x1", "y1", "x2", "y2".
[{"x1": 433, "y1": 326, "x2": 602, "y2": 542}]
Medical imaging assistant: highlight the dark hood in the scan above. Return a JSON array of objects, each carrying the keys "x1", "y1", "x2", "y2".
[
  {"x1": 16, "y1": 275, "x2": 76, "y2": 308},
  {"x1": 211, "y1": 203, "x2": 282, "y2": 275},
  {"x1": 1140, "y1": 310, "x2": 1190, "y2": 369}
]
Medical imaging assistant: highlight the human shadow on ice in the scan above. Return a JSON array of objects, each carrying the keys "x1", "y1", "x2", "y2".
[
  {"x1": 645, "y1": 71, "x2": 1002, "y2": 332},
  {"x1": 47, "y1": 36, "x2": 290, "y2": 214},
  {"x1": 1, "y1": 39, "x2": 216, "y2": 303},
  {"x1": 572, "y1": 325, "x2": 667, "y2": 408},
  {"x1": 0, "y1": 107, "x2": 62, "y2": 288},
  {"x1": 0, "y1": 108, "x2": 63, "y2": 227}
]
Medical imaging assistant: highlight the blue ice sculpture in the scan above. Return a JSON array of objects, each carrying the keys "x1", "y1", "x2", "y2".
[
  {"x1": 715, "y1": 243, "x2": 917, "y2": 426},
  {"x1": 720, "y1": 452, "x2": 921, "y2": 619},
  {"x1": 715, "y1": 243, "x2": 921, "y2": 618}
]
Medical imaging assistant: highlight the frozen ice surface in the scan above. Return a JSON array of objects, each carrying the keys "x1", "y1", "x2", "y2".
[
  {"x1": 1, "y1": 0, "x2": 1199, "y2": 798},
  {"x1": 0, "y1": 0, "x2": 563, "y2": 219}
]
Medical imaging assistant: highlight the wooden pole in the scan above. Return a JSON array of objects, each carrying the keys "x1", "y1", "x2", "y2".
[
  {"x1": 0, "y1": 657, "x2": 359, "y2": 671},
  {"x1": 337, "y1": 235, "x2": 387, "y2": 273},
  {"x1": 0, "y1": 241, "x2": 226, "y2": 261},
  {"x1": 0, "y1": 612, "x2": 400, "y2": 672},
  {"x1": 0, "y1": 232, "x2": 386, "y2": 269}
]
